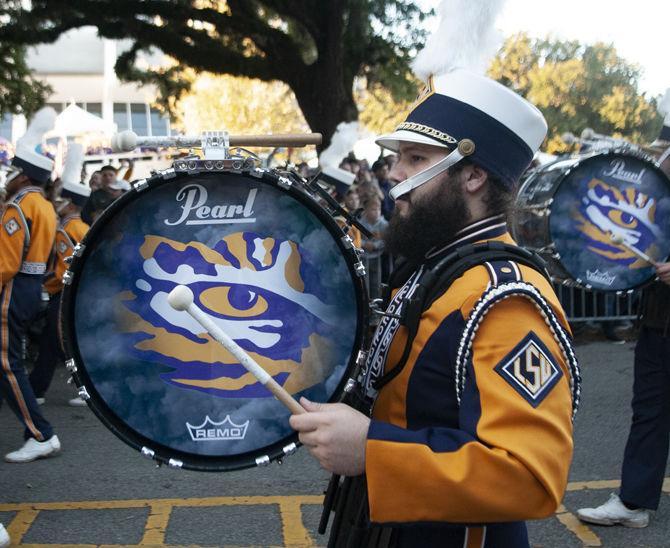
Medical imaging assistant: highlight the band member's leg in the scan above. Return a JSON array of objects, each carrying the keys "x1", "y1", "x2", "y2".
[
  {"x1": 620, "y1": 328, "x2": 670, "y2": 509},
  {"x1": 0, "y1": 278, "x2": 54, "y2": 442},
  {"x1": 29, "y1": 292, "x2": 63, "y2": 399}
]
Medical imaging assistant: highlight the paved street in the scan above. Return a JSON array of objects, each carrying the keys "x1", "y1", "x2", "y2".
[{"x1": 1, "y1": 339, "x2": 668, "y2": 547}]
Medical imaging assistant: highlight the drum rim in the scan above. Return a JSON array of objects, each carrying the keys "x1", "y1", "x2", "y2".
[
  {"x1": 61, "y1": 168, "x2": 369, "y2": 471},
  {"x1": 517, "y1": 150, "x2": 670, "y2": 292}
]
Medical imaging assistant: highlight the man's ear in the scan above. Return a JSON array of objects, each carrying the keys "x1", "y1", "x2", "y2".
[{"x1": 462, "y1": 164, "x2": 488, "y2": 194}]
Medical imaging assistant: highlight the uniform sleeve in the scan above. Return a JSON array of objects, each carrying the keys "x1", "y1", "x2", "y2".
[
  {"x1": 0, "y1": 208, "x2": 26, "y2": 285},
  {"x1": 68, "y1": 219, "x2": 89, "y2": 244},
  {"x1": 365, "y1": 296, "x2": 574, "y2": 524}
]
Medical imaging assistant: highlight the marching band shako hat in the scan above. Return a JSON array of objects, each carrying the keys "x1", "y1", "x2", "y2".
[
  {"x1": 60, "y1": 143, "x2": 90, "y2": 207},
  {"x1": 376, "y1": 68, "x2": 548, "y2": 189},
  {"x1": 374, "y1": 0, "x2": 547, "y2": 200},
  {"x1": 11, "y1": 107, "x2": 57, "y2": 185},
  {"x1": 318, "y1": 165, "x2": 356, "y2": 197}
]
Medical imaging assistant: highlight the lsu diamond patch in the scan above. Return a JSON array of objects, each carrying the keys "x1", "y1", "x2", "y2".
[
  {"x1": 4, "y1": 218, "x2": 21, "y2": 236},
  {"x1": 494, "y1": 332, "x2": 562, "y2": 407}
]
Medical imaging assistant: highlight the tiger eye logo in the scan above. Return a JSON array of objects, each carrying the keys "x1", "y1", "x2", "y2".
[
  {"x1": 115, "y1": 232, "x2": 338, "y2": 398},
  {"x1": 573, "y1": 178, "x2": 662, "y2": 268}
]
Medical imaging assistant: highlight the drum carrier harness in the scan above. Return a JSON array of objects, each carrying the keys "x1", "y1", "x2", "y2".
[{"x1": 321, "y1": 240, "x2": 581, "y2": 548}]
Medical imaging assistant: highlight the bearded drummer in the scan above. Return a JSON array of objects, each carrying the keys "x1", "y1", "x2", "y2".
[{"x1": 290, "y1": 65, "x2": 581, "y2": 546}]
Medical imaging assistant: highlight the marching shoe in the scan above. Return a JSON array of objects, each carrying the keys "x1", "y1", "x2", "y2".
[
  {"x1": 0, "y1": 523, "x2": 9, "y2": 548},
  {"x1": 577, "y1": 493, "x2": 650, "y2": 528},
  {"x1": 4, "y1": 435, "x2": 61, "y2": 463},
  {"x1": 68, "y1": 396, "x2": 87, "y2": 407}
]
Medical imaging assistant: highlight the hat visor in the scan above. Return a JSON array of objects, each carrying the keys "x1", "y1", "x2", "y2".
[{"x1": 375, "y1": 129, "x2": 451, "y2": 153}]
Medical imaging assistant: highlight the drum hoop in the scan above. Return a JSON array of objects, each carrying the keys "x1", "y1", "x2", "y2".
[{"x1": 60, "y1": 168, "x2": 369, "y2": 471}]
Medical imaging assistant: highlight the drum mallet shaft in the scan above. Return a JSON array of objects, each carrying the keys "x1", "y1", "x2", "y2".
[
  {"x1": 167, "y1": 285, "x2": 305, "y2": 415},
  {"x1": 610, "y1": 233, "x2": 657, "y2": 266}
]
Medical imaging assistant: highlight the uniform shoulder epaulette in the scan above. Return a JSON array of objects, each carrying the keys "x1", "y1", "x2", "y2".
[{"x1": 455, "y1": 276, "x2": 582, "y2": 420}]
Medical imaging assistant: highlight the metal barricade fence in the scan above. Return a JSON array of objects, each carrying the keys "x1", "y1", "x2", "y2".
[{"x1": 362, "y1": 254, "x2": 640, "y2": 324}]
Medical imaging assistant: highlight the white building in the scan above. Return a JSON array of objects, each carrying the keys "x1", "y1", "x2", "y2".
[{"x1": 1, "y1": 27, "x2": 170, "y2": 142}]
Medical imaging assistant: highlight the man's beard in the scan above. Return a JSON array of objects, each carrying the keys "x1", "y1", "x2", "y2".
[{"x1": 383, "y1": 177, "x2": 470, "y2": 264}]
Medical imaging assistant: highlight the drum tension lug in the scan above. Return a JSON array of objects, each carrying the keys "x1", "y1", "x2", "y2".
[
  {"x1": 255, "y1": 455, "x2": 271, "y2": 467},
  {"x1": 77, "y1": 386, "x2": 90, "y2": 401},
  {"x1": 73, "y1": 243, "x2": 86, "y2": 257},
  {"x1": 65, "y1": 358, "x2": 77, "y2": 373},
  {"x1": 141, "y1": 446, "x2": 155, "y2": 460},
  {"x1": 354, "y1": 261, "x2": 366, "y2": 277},
  {"x1": 282, "y1": 442, "x2": 297, "y2": 457},
  {"x1": 63, "y1": 271, "x2": 74, "y2": 285},
  {"x1": 356, "y1": 351, "x2": 368, "y2": 367},
  {"x1": 168, "y1": 458, "x2": 183, "y2": 469},
  {"x1": 277, "y1": 176, "x2": 292, "y2": 189},
  {"x1": 163, "y1": 168, "x2": 177, "y2": 179},
  {"x1": 133, "y1": 178, "x2": 149, "y2": 192}
]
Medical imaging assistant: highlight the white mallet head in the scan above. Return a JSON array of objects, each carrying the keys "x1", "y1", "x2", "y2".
[
  {"x1": 167, "y1": 285, "x2": 195, "y2": 311},
  {"x1": 111, "y1": 130, "x2": 138, "y2": 152},
  {"x1": 610, "y1": 233, "x2": 625, "y2": 245}
]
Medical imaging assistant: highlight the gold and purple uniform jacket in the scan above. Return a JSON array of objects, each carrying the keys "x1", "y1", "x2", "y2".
[
  {"x1": 44, "y1": 214, "x2": 89, "y2": 295},
  {"x1": 1, "y1": 187, "x2": 57, "y2": 286},
  {"x1": 363, "y1": 217, "x2": 577, "y2": 547}
]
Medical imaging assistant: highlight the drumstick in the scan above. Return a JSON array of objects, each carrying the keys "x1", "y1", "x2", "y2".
[
  {"x1": 609, "y1": 233, "x2": 657, "y2": 266},
  {"x1": 167, "y1": 285, "x2": 305, "y2": 415}
]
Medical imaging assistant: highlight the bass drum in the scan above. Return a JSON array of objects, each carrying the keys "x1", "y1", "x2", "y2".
[
  {"x1": 61, "y1": 168, "x2": 368, "y2": 471},
  {"x1": 513, "y1": 150, "x2": 670, "y2": 292}
]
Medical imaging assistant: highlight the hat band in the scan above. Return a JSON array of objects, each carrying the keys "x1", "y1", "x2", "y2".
[
  {"x1": 395, "y1": 122, "x2": 457, "y2": 146},
  {"x1": 11, "y1": 156, "x2": 51, "y2": 184}
]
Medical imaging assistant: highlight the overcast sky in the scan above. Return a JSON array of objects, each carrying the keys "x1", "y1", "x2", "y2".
[{"x1": 421, "y1": 0, "x2": 668, "y2": 97}]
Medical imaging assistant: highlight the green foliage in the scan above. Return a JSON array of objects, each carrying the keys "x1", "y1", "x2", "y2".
[
  {"x1": 0, "y1": 43, "x2": 52, "y2": 117},
  {"x1": 0, "y1": 0, "x2": 427, "y2": 146},
  {"x1": 489, "y1": 33, "x2": 663, "y2": 153}
]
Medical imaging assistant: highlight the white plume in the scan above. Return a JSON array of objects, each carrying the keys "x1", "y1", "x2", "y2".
[
  {"x1": 16, "y1": 107, "x2": 57, "y2": 151},
  {"x1": 412, "y1": 0, "x2": 507, "y2": 83},
  {"x1": 319, "y1": 121, "x2": 360, "y2": 168},
  {"x1": 658, "y1": 88, "x2": 670, "y2": 124},
  {"x1": 61, "y1": 143, "x2": 85, "y2": 186}
]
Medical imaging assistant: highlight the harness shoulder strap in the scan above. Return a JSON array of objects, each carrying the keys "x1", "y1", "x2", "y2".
[{"x1": 372, "y1": 242, "x2": 550, "y2": 391}]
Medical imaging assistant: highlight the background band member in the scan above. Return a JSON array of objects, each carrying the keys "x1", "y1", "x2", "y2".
[
  {"x1": 80, "y1": 164, "x2": 129, "y2": 225},
  {"x1": 0, "y1": 107, "x2": 61, "y2": 463},
  {"x1": 30, "y1": 143, "x2": 90, "y2": 407}
]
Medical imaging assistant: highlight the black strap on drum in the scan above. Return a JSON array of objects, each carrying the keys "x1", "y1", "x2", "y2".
[{"x1": 372, "y1": 242, "x2": 551, "y2": 391}]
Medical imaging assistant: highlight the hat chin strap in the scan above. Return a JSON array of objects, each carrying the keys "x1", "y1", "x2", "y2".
[{"x1": 389, "y1": 139, "x2": 476, "y2": 200}]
